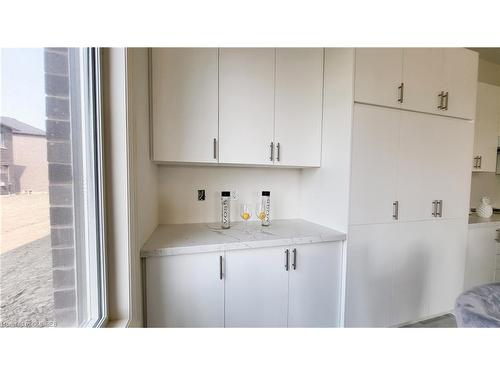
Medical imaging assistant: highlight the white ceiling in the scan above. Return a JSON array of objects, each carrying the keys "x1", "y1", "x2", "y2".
[{"x1": 469, "y1": 48, "x2": 500, "y2": 65}]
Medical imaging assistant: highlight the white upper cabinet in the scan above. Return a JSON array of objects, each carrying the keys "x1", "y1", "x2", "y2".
[
  {"x1": 354, "y1": 48, "x2": 403, "y2": 108},
  {"x1": 473, "y1": 82, "x2": 500, "y2": 172},
  {"x1": 274, "y1": 48, "x2": 324, "y2": 167},
  {"x1": 354, "y1": 48, "x2": 478, "y2": 120},
  {"x1": 350, "y1": 104, "x2": 400, "y2": 225},
  {"x1": 151, "y1": 48, "x2": 324, "y2": 168},
  {"x1": 401, "y1": 48, "x2": 444, "y2": 115},
  {"x1": 443, "y1": 48, "x2": 479, "y2": 120},
  {"x1": 219, "y1": 48, "x2": 275, "y2": 165},
  {"x1": 151, "y1": 48, "x2": 219, "y2": 163}
]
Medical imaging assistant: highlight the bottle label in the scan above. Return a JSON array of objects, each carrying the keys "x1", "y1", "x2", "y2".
[
  {"x1": 263, "y1": 197, "x2": 270, "y2": 226},
  {"x1": 222, "y1": 199, "x2": 230, "y2": 228}
]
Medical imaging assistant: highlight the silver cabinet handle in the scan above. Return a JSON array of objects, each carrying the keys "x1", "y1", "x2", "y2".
[
  {"x1": 213, "y1": 138, "x2": 217, "y2": 160},
  {"x1": 437, "y1": 200, "x2": 443, "y2": 218},
  {"x1": 270, "y1": 142, "x2": 274, "y2": 161},
  {"x1": 219, "y1": 255, "x2": 223, "y2": 280},
  {"x1": 285, "y1": 249, "x2": 289, "y2": 271},
  {"x1": 443, "y1": 92, "x2": 449, "y2": 110},
  {"x1": 392, "y1": 201, "x2": 399, "y2": 220},
  {"x1": 398, "y1": 83, "x2": 404, "y2": 103},
  {"x1": 276, "y1": 142, "x2": 281, "y2": 162},
  {"x1": 432, "y1": 200, "x2": 437, "y2": 217},
  {"x1": 292, "y1": 248, "x2": 297, "y2": 270},
  {"x1": 438, "y1": 91, "x2": 444, "y2": 109}
]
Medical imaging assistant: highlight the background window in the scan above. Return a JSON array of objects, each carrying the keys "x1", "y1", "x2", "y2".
[{"x1": 0, "y1": 48, "x2": 106, "y2": 327}]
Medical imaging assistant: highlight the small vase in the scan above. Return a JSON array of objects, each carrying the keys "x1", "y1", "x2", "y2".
[{"x1": 477, "y1": 196, "x2": 493, "y2": 218}]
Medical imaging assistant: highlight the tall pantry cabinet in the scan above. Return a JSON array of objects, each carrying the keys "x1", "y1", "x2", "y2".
[{"x1": 346, "y1": 48, "x2": 478, "y2": 327}]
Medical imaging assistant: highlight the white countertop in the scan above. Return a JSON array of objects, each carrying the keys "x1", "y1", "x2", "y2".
[
  {"x1": 468, "y1": 213, "x2": 500, "y2": 227},
  {"x1": 141, "y1": 219, "x2": 346, "y2": 257}
]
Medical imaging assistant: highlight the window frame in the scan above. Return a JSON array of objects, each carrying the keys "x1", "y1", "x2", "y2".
[{"x1": 69, "y1": 47, "x2": 108, "y2": 327}]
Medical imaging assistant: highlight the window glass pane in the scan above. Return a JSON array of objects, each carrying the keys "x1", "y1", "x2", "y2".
[{"x1": 0, "y1": 48, "x2": 105, "y2": 328}]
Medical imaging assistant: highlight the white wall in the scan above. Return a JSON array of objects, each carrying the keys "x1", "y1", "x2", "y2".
[
  {"x1": 127, "y1": 48, "x2": 159, "y2": 327},
  {"x1": 128, "y1": 48, "x2": 159, "y2": 245},
  {"x1": 158, "y1": 166, "x2": 300, "y2": 224},
  {"x1": 478, "y1": 58, "x2": 500, "y2": 86},
  {"x1": 102, "y1": 48, "x2": 131, "y2": 326},
  {"x1": 300, "y1": 48, "x2": 354, "y2": 233}
]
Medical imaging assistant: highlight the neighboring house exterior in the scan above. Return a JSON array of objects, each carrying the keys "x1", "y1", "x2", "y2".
[{"x1": 0, "y1": 117, "x2": 48, "y2": 194}]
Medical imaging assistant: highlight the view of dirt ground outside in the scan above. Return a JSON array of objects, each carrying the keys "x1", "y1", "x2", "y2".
[{"x1": 1, "y1": 48, "x2": 57, "y2": 327}]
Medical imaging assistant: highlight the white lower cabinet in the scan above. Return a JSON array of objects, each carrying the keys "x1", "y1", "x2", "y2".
[
  {"x1": 224, "y1": 246, "x2": 289, "y2": 327},
  {"x1": 145, "y1": 242, "x2": 343, "y2": 327},
  {"x1": 346, "y1": 219, "x2": 468, "y2": 327},
  {"x1": 346, "y1": 224, "x2": 398, "y2": 327},
  {"x1": 288, "y1": 242, "x2": 343, "y2": 327},
  {"x1": 464, "y1": 224, "x2": 500, "y2": 290},
  {"x1": 225, "y1": 241, "x2": 344, "y2": 327},
  {"x1": 145, "y1": 252, "x2": 224, "y2": 327},
  {"x1": 393, "y1": 219, "x2": 468, "y2": 324}
]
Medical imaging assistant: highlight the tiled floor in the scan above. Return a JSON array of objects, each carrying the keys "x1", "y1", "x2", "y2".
[{"x1": 402, "y1": 313, "x2": 457, "y2": 328}]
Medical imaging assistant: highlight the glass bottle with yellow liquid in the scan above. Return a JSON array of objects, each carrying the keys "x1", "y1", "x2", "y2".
[{"x1": 258, "y1": 191, "x2": 270, "y2": 226}]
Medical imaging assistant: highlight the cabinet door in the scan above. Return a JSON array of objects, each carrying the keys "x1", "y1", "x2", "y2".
[
  {"x1": 427, "y1": 219, "x2": 468, "y2": 316},
  {"x1": 393, "y1": 219, "x2": 468, "y2": 324},
  {"x1": 219, "y1": 48, "x2": 275, "y2": 165},
  {"x1": 397, "y1": 111, "x2": 439, "y2": 222},
  {"x1": 398, "y1": 112, "x2": 473, "y2": 221},
  {"x1": 354, "y1": 48, "x2": 403, "y2": 108},
  {"x1": 432, "y1": 116, "x2": 474, "y2": 219},
  {"x1": 350, "y1": 104, "x2": 400, "y2": 225},
  {"x1": 145, "y1": 253, "x2": 224, "y2": 327},
  {"x1": 392, "y1": 221, "x2": 433, "y2": 325},
  {"x1": 288, "y1": 242, "x2": 343, "y2": 327},
  {"x1": 464, "y1": 226, "x2": 499, "y2": 291},
  {"x1": 224, "y1": 247, "x2": 289, "y2": 327},
  {"x1": 443, "y1": 48, "x2": 479, "y2": 120},
  {"x1": 402, "y1": 48, "x2": 444, "y2": 115},
  {"x1": 474, "y1": 83, "x2": 500, "y2": 172},
  {"x1": 274, "y1": 48, "x2": 324, "y2": 167},
  {"x1": 151, "y1": 48, "x2": 219, "y2": 163},
  {"x1": 345, "y1": 223, "x2": 398, "y2": 327}
]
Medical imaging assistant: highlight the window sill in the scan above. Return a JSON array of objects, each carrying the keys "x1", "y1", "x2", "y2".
[{"x1": 105, "y1": 318, "x2": 130, "y2": 328}]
